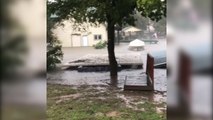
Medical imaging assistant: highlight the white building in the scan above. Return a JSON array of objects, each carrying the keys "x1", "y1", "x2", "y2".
[{"x1": 53, "y1": 21, "x2": 108, "y2": 47}]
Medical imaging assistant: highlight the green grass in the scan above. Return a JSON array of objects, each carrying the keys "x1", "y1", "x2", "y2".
[
  {"x1": 47, "y1": 84, "x2": 166, "y2": 120},
  {"x1": 47, "y1": 84, "x2": 77, "y2": 98}
]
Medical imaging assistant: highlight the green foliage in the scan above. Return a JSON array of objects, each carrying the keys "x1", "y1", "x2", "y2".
[
  {"x1": 48, "y1": 0, "x2": 166, "y2": 26},
  {"x1": 47, "y1": 14, "x2": 63, "y2": 71},
  {"x1": 93, "y1": 41, "x2": 107, "y2": 49},
  {"x1": 137, "y1": 0, "x2": 166, "y2": 22},
  {"x1": 47, "y1": 84, "x2": 77, "y2": 98}
]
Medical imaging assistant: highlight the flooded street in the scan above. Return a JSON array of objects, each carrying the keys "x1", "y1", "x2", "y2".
[
  {"x1": 62, "y1": 40, "x2": 166, "y2": 64},
  {"x1": 47, "y1": 69, "x2": 166, "y2": 92},
  {"x1": 49, "y1": 40, "x2": 166, "y2": 91},
  {"x1": 47, "y1": 40, "x2": 167, "y2": 118}
]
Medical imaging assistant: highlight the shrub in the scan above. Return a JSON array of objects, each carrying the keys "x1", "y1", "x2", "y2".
[
  {"x1": 93, "y1": 41, "x2": 107, "y2": 49},
  {"x1": 47, "y1": 15, "x2": 63, "y2": 71}
]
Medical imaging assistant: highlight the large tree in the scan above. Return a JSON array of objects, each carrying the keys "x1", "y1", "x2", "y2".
[{"x1": 48, "y1": 0, "x2": 166, "y2": 80}]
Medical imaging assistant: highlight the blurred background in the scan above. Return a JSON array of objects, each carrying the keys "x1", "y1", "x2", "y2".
[
  {"x1": 167, "y1": 0, "x2": 212, "y2": 120},
  {"x1": 0, "y1": 0, "x2": 212, "y2": 120},
  {"x1": 1, "y1": 0, "x2": 46, "y2": 119}
]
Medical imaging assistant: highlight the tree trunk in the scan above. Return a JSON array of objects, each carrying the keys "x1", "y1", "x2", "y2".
[{"x1": 107, "y1": 19, "x2": 118, "y2": 80}]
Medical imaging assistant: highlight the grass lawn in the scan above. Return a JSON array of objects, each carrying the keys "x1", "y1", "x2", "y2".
[{"x1": 47, "y1": 84, "x2": 166, "y2": 120}]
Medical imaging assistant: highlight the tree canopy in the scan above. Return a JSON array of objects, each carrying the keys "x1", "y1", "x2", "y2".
[{"x1": 48, "y1": 0, "x2": 166, "y2": 26}]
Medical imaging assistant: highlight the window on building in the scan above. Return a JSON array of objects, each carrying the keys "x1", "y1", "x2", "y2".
[
  {"x1": 94, "y1": 34, "x2": 102, "y2": 40},
  {"x1": 98, "y1": 35, "x2": 102, "y2": 40},
  {"x1": 94, "y1": 35, "x2": 98, "y2": 40}
]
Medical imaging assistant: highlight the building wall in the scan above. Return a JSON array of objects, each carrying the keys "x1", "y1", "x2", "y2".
[
  {"x1": 52, "y1": 21, "x2": 73, "y2": 47},
  {"x1": 52, "y1": 21, "x2": 107, "y2": 47},
  {"x1": 87, "y1": 24, "x2": 108, "y2": 46}
]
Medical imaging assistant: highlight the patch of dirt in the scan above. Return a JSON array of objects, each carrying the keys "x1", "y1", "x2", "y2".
[
  {"x1": 116, "y1": 94, "x2": 133, "y2": 108},
  {"x1": 53, "y1": 93, "x2": 81, "y2": 104},
  {"x1": 95, "y1": 112, "x2": 104, "y2": 117},
  {"x1": 156, "y1": 107, "x2": 166, "y2": 114},
  {"x1": 106, "y1": 111, "x2": 120, "y2": 117},
  {"x1": 116, "y1": 94, "x2": 145, "y2": 111}
]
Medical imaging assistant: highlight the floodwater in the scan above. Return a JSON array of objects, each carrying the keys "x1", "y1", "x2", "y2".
[
  {"x1": 48, "y1": 40, "x2": 167, "y2": 107},
  {"x1": 52, "y1": 40, "x2": 167, "y2": 92},
  {"x1": 62, "y1": 40, "x2": 166, "y2": 64},
  {"x1": 47, "y1": 69, "x2": 167, "y2": 92},
  {"x1": 47, "y1": 68, "x2": 167, "y2": 113}
]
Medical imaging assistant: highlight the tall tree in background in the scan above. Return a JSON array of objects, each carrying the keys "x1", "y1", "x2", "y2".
[
  {"x1": 154, "y1": 17, "x2": 166, "y2": 37},
  {"x1": 134, "y1": 11, "x2": 149, "y2": 31},
  {"x1": 48, "y1": 0, "x2": 166, "y2": 80}
]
